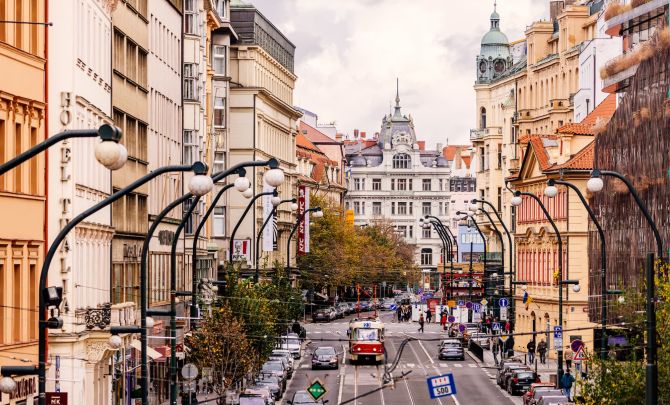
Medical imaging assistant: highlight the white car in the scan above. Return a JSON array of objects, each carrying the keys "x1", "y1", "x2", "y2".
[{"x1": 279, "y1": 334, "x2": 302, "y2": 359}]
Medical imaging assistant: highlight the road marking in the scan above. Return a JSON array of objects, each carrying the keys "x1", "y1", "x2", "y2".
[
  {"x1": 468, "y1": 363, "x2": 477, "y2": 368},
  {"x1": 337, "y1": 355, "x2": 346, "y2": 405},
  {"x1": 454, "y1": 363, "x2": 462, "y2": 368},
  {"x1": 377, "y1": 364, "x2": 386, "y2": 405},
  {"x1": 418, "y1": 339, "x2": 435, "y2": 365},
  {"x1": 440, "y1": 363, "x2": 448, "y2": 367},
  {"x1": 406, "y1": 363, "x2": 415, "y2": 368},
  {"x1": 342, "y1": 344, "x2": 347, "y2": 365}
]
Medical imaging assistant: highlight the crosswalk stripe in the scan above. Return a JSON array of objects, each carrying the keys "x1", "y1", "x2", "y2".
[
  {"x1": 440, "y1": 363, "x2": 448, "y2": 367},
  {"x1": 454, "y1": 364, "x2": 462, "y2": 368}
]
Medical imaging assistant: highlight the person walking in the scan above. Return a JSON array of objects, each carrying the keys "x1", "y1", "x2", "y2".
[
  {"x1": 560, "y1": 369, "x2": 575, "y2": 400},
  {"x1": 527, "y1": 339, "x2": 536, "y2": 364},
  {"x1": 426, "y1": 307, "x2": 432, "y2": 323},
  {"x1": 441, "y1": 312, "x2": 447, "y2": 330},
  {"x1": 537, "y1": 339, "x2": 548, "y2": 365},
  {"x1": 492, "y1": 337, "x2": 500, "y2": 366},
  {"x1": 418, "y1": 313, "x2": 425, "y2": 333},
  {"x1": 564, "y1": 347, "x2": 573, "y2": 371}
]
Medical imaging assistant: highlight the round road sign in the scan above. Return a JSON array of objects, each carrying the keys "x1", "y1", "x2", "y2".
[
  {"x1": 181, "y1": 363, "x2": 199, "y2": 380},
  {"x1": 571, "y1": 339, "x2": 584, "y2": 352},
  {"x1": 447, "y1": 316, "x2": 456, "y2": 323},
  {"x1": 458, "y1": 324, "x2": 466, "y2": 332}
]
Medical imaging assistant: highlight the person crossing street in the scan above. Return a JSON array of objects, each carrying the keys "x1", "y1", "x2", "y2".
[{"x1": 418, "y1": 313, "x2": 425, "y2": 333}]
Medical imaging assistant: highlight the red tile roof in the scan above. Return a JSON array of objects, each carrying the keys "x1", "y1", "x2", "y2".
[
  {"x1": 528, "y1": 136, "x2": 554, "y2": 171},
  {"x1": 296, "y1": 133, "x2": 324, "y2": 155},
  {"x1": 557, "y1": 94, "x2": 617, "y2": 135},
  {"x1": 300, "y1": 122, "x2": 337, "y2": 144},
  {"x1": 550, "y1": 140, "x2": 595, "y2": 171},
  {"x1": 442, "y1": 145, "x2": 470, "y2": 160}
]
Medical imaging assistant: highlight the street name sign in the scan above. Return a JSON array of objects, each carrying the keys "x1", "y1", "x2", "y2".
[
  {"x1": 427, "y1": 373, "x2": 457, "y2": 399},
  {"x1": 307, "y1": 379, "x2": 327, "y2": 401}
]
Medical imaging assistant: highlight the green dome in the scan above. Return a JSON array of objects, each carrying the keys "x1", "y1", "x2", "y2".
[{"x1": 481, "y1": 29, "x2": 509, "y2": 46}]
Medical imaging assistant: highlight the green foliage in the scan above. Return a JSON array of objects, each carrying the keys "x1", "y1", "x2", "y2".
[{"x1": 578, "y1": 261, "x2": 670, "y2": 404}]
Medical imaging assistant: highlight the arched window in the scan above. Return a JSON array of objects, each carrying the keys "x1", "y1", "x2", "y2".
[
  {"x1": 421, "y1": 248, "x2": 433, "y2": 266},
  {"x1": 392, "y1": 153, "x2": 411, "y2": 169},
  {"x1": 480, "y1": 107, "x2": 487, "y2": 129}
]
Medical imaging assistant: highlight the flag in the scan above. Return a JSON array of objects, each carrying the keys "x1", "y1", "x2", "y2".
[
  {"x1": 524, "y1": 292, "x2": 533, "y2": 310},
  {"x1": 522, "y1": 291, "x2": 528, "y2": 304}
]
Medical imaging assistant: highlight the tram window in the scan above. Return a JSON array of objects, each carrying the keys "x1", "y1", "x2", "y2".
[{"x1": 354, "y1": 328, "x2": 379, "y2": 341}]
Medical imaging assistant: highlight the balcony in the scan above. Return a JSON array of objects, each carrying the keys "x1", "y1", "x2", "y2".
[
  {"x1": 77, "y1": 301, "x2": 136, "y2": 331},
  {"x1": 548, "y1": 98, "x2": 570, "y2": 112},
  {"x1": 604, "y1": 0, "x2": 667, "y2": 36},
  {"x1": 602, "y1": 63, "x2": 639, "y2": 93},
  {"x1": 470, "y1": 127, "x2": 502, "y2": 141}
]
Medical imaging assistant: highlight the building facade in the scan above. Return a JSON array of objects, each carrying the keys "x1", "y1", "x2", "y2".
[
  {"x1": 0, "y1": 1, "x2": 46, "y2": 403},
  {"x1": 227, "y1": 1, "x2": 301, "y2": 273},
  {"x1": 344, "y1": 90, "x2": 452, "y2": 286}
]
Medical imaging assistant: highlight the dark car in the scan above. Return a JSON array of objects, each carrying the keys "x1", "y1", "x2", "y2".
[
  {"x1": 359, "y1": 301, "x2": 371, "y2": 311},
  {"x1": 287, "y1": 390, "x2": 328, "y2": 404},
  {"x1": 312, "y1": 346, "x2": 339, "y2": 369},
  {"x1": 312, "y1": 308, "x2": 332, "y2": 323},
  {"x1": 506, "y1": 370, "x2": 539, "y2": 395},
  {"x1": 438, "y1": 339, "x2": 465, "y2": 361},
  {"x1": 497, "y1": 363, "x2": 530, "y2": 387}
]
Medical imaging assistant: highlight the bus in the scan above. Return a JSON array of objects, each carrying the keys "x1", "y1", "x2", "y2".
[{"x1": 348, "y1": 317, "x2": 385, "y2": 363}]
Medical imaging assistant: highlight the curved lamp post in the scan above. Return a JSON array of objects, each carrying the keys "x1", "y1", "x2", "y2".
[
  {"x1": 229, "y1": 189, "x2": 279, "y2": 263},
  {"x1": 37, "y1": 162, "x2": 206, "y2": 405},
  {"x1": 587, "y1": 169, "x2": 663, "y2": 405},
  {"x1": 421, "y1": 217, "x2": 453, "y2": 301},
  {"x1": 457, "y1": 212, "x2": 487, "y2": 307},
  {"x1": 255, "y1": 198, "x2": 297, "y2": 279},
  {"x1": 510, "y1": 188, "x2": 580, "y2": 388},
  {"x1": 286, "y1": 207, "x2": 323, "y2": 275}
]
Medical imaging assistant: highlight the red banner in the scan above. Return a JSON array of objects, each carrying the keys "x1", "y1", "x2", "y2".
[{"x1": 297, "y1": 185, "x2": 309, "y2": 255}]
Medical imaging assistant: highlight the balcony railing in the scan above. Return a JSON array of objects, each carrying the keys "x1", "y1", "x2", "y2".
[
  {"x1": 604, "y1": 0, "x2": 667, "y2": 36},
  {"x1": 78, "y1": 301, "x2": 136, "y2": 330},
  {"x1": 470, "y1": 127, "x2": 502, "y2": 140}
]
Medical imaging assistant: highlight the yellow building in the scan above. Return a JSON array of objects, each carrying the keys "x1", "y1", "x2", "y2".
[
  {"x1": 507, "y1": 95, "x2": 616, "y2": 356},
  {"x1": 0, "y1": 0, "x2": 46, "y2": 401}
]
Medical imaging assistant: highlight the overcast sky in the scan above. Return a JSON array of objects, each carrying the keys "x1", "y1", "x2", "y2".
[{"x1": 249, "y1": 0, "x2": 548, "y2": 147}]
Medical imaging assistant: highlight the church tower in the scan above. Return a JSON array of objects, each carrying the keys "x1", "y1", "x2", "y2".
[{"x1": 476, "y1": 2, "x2": 512, "y2": 83}]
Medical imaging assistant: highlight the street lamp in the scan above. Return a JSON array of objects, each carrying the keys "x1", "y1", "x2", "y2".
[
  {"x1": 422, "y1": 217, "x2": 452, "y2": 302},
  {"x1": 286, "y1": 207, "x2": 322, "y2": 275},
  {"x1": 38, "y1": 162, "x2": 207, "y2": 405},
  {"x1": 255, "y1": 198, "x2": 297, "y2": 277},
  {"x1": 509, "y1": 186, "x2": 567, "y2": 387},
  {"x1": 587, "y1": 169, "x2": 663, "y2": 405},
  {"x1": 229, "y1": 189, "x2": 279, "y2": 263}
]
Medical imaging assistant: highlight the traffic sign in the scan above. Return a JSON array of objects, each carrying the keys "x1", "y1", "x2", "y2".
[
  {"x1": 457, "y1": 300, "x2": 465, "y2": 307},
  {"x1": 498, "y1": 298, "x2": 509, "y2": 307},
  {"x1": 473, "y1": 303, "x2": 481, "y2": 313},
  {"x1": 492, "y1": 322, "x2": 501, "y2": 331},
  {"x1": 181, "y1": 363, "x2": 198, "y2": 380},
  {"x1": 553, "y1": 326, "x2": 563, "y2": 339},
  {"x1": 307, "y1": 379, "x2": 327, "y2": 401},
  {"x1": 427, "y1": 373, "x2": 457, "y2": 398},
  {"x1": 571, "y1": 339, "x2": 584, "y2": 352},
  {"x1": 458, "y1": 324, "x2": 466, "y2": 332},
  {"x1": 465, "y1": 301, "x2": 473, "y2": 309},
  {"x1": 390, "y1": 304, "x2": 397, "y2": 311},
  {"x1": 500, "y1": 306, "x2": 508, "y2": 321},
  {"x1": 499, "y1": 334, "x2": 509, "y2": 343},
  {"x1": 447, "y1": 315, "x2": 456, "y2": 323},
  {"x1": 447, "y1": 300, "x2": 456, "y2": 308},
  {"x1": 573, "y1": 346, "x2": 587, "y2": 361},
  {"x1": 481, "y1": 298, "x2": 488, "y2": 306}
]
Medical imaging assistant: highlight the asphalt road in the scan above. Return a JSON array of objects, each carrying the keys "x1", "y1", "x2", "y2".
[{"x1": 282, "y1": 311, "x2": 521, "y2": 405}]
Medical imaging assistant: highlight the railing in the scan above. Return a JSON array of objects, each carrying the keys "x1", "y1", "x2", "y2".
[
  {"x1": 110, "y1": 302, "x2": 137, "y2": 327},
  {"x1": 470, "y1": 127, "x2": 502, "y2": 140}
]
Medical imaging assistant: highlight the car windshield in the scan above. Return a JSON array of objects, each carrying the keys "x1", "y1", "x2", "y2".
[
  {"x1": 353, "y1": 328, "x2": 378, "y2": 341},
  {"x1": 315, "y1": 347, "x2": 336, "y2": 356},
  {"x1": 262, "y1": 362, "x2": 283, "y2": 372},
  {"x1": 293, "y1": 392, "x2": 316, "y2": 403},
  {"x1": 535, "y1": 390, "x2": 563, "y2": 398},
  {"x1": 516, "y1": 372, "x2": 535, "y2": 379}
]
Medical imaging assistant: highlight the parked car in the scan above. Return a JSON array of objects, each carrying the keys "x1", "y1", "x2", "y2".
[
  {"x1": 255, "y1": 375, "x2": 283, "y2": 400},
  {"x1": 335, "y1": 304, "x2": 347, "y2": 318},
  {"x1": 523, "y1": 383, "x2": 557, "y2": 405},
  {"x1": 287, "y1": 390, "x2": 329, "y2": 404},
  {"x1": 497, "y1": 363, "x2": 530, "y2": 388},
  {"x1": 260, "y1": 361, "x2": 287, "y2": 392},
  {"x1": 267, "y1": 355, "x2": 292, "y2": 378},
  {"x1": 468, "y1": 332, "x2": 491, "y2": 350},
  {"x1": 528, "y1": 388, "x2": 564, "y2": 405},
  {"x1": 497, "y1": 357, "x2": 522, "y2": 370},
  {"x1": 359, "y1": 301, "x2": 370, "y2": 311},
  {"x1": 381, "y1": 298, "x2": 395, "y2": 310},
  {"x1": 270, "y1": 349, "x2": 295, "y2": 372},
  {"x1": 438, "y1": 339, "x2": 465, "y2": 361},
  {"x1": 506, "y1": 370, "x2": 539, "y2": 395},
  {"x1": 239, "y1": 387, "x2": 274, "y2": 405},
  {"x1": 312, "y1": 346, "x2": 339, "y2": 369},
  {"x1": 536, "y1": 395, "x2": 570, "y2": 405},
  {"x1": 312, "y1": 307, "x2": 332, "y2": 323},
  {"x1": 278, "y1": 334, "x2": 302, "y2": 359}
]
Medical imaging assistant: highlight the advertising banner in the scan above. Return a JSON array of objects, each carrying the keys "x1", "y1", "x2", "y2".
[
  {"x1": 262, "y1": 182, "x2": 274, "y2": 252},
  {"x1": 232, "y1": 239, "x2": 251, "y2": 264},
  {"x1": 298, "y1": 185, "x2": 310, "y2": 255}
]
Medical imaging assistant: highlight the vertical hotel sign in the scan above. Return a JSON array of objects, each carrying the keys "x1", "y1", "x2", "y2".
[
  {"x1": 297, "y1": 185, "x2": 310, "y2": 255},
  {"x1": 262, "y1": 181, "x2": 274, "y2": 252}
]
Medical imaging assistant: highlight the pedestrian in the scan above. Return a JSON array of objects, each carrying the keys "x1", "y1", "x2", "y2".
[
  {"x1": 564, "y1": 347, "x2": 573, "y2": 371},
  {"x1": 441, "y1": 312, "x2": 447, "y2": 329},
  {"x1": 292, "y1": 319, "x2": 301, "y2": 335},
  {"x1": 527, "y1": 339, "x2": 536, "y2": 364},
  {"x1": 396, "y1": 306, "x2": 402, "y2": 322},
  {"x1": 560, "y1": 369, "x2": 575, "y2": 400},
  {"x1": 426, "y1": 307, "x2": 432, "y2": 323},
  {"x1": 418, "y1": 313, "x2": 425, "y2": 333},
  {"x1": 537, "y1": 339, "x2": 547, "y2": 365},
  {"x1": 492, "y1": 337, "x2": 499, "y2": 366}
]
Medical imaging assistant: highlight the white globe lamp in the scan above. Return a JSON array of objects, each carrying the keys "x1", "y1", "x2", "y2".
[
  {"x1": 271, "y1": 196, "x2": 282, "y2": 207},
  {"x1": 313, "y1": 209, "x2": 324, "y2": 218},
  {"x1": 510, "y1": 195, "x2": 523, "y2": 206},
  {"x1": 0, "y1": 377, "x2": 17, "y2": 394},
  {"x1": 242, "y1": 188, "x2": 254, "y2": 199},
  {"x1": 95, "y1": 140, "x2": 122, "y2": 168},
  {"x1": 544, "y1": 185, "x2": 558, "y2": 198},
  {"x1": 145, "y1": 316, "x2": 155, "y2": 329},
  {"x1": 587, "y1": 176, "x2": 604, "y2": 193},
  {"x1": 290, "y1": 202, "x2": 299, "y2": 211},
  {"x1": 234, "y1": 176, "x2": 250, "y2": 192},
  {"x1": 264, "y1": 168, "x2": 285, "y2": 187},
  {"x1": 189, "y1": 175, "x2": 214, "y2": 197},
  {"x1": 618, "y1": 296, "x2": 625, "y2": 304},
  {"x1": 108, "y1": 334, "x2": 123, "y2": 350},
  {"x1": 107, "y1": 143, "x2": 128, "y2": 171}
]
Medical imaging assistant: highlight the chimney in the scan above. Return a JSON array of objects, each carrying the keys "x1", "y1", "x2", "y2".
[
  {"x1": 417, "y1": 141, "x2": 425, "y2": 150},
  {"x1": 549, "y1": 1, "x2": 564, "y2": 21},
  {"x1": 436, "y1": 143, "x2": 443, "y2": 153},
  {"x1": 374, "y1": 132, "x2": 380, "y2": 140},
  {"x1": 361, "y1": 131, "x2": 366, "y2": 139},
  {"x1": 354, "y1": 129, "x2": 359, "y2": 138}
]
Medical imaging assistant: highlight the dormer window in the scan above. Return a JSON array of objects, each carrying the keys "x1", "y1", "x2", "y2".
[{"x1": 392, "y1": 154, "x2": 411, "y2": 169}]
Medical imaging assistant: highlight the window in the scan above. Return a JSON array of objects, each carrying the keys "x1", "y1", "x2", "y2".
[
  {"x1": 391, "y1": 202, "x2": 396, "y2": 215},
  {"x1": 397, "y1": 226, "x2": 408, "y2": 238},
  {"x1": 484, "y1": 145, "x2": 490, "y2": 170},
  {"x1": 497, "y1": 144, "x2": 502, "y2": 169},
  {"x1": 353, "y1": 201, "x2": 364, "y2": 215},
  {"x1": 184, "y1": 0, "x2": 198, "y2": 34},
  {"x1": 125, "y1": 40, "x2": 137, "y2": 81},
  {"x1": 372, "y1": 178, "x2": 381, "y2": 190},
  {"x1": 497, "y1": 187, "x2": 502, "y2": 212},
  {"x1": 409, "y1": 202, "x2": 413, "y2": 215},
  {"x1": 215, "y1": 0, "x2": 225, "y2": 17},
  {"x1": 213, "y1": 207, "x2": 225, "y2": 236},
  {"x1": 422, "y1": 227, "x2": 431, "y2": 239},
  {"x1": 511, "y1": 205, "x2": 517, "y2": 233},
  {"x1": 480, "y1": 107, "x2": 487, "y2": 129},
  {"x1": 408, "y1": 179, "x2": 413, "y2": 191},
  {"x1": 422, "y1": 202, "x2": 431, "y2": 216},
  {"x1": 138, "y1": 49, "x2": 148, "y2": 87},
  {"x1": 213, "y1": 151, "x2": 225, "y2": 174},
  {"x1": 397, "y1": 202, "x2": 407, "y2": 215},
  {"x1": 397, "y1": 178, "x2": 407, "y2": 191},
  {"x1": 439, "y1": 179, "x2": 444, "y2": 191},
  {"x1": 184, "y1": 63, "x2": 198, "y2": 100},
  {"x1": 421, "y1": 248, "x2": 433, "y2": 266},
  {"x1": 479, "y1": 147, "x2": 485, "y2": 171},
  {"x1": 372, "y1": 202, "x2": 381, "y2": 215},
  {"x1": 422, "y1": 179, "x2": 431, "y2": 191},
  {"x1": 214, "y1": 97, "x2": 225, "y2": 128},
  {"x1": 354, "y1": 178, "x2": 364, "y2": 191},
  {"x1": 183, "y1": 130, "x2": 198, "y2": 165},
  {"x1": 438, "y1": 202, "x2": 443, "y2": 216},
  {"x1": 113, "y1": 29, "x2": 124, "y2": 73},
  {"x1": 392, "y1": 153, "x2": 411, "y2": 169},
  {"x1": 409, "y1": 226, "x2": 413, "y2": 238},
  {"x1": 390, "y1": 179, "x2": 395, "y2": 190},
  {"x1": 213, "y1": 45, "x2": 226, "y2": 75}
]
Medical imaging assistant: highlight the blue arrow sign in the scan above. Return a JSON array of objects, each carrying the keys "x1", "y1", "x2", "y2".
[
  {"x1": 390, "y1": 304, "x2": 397, "y2": 311},
  {"x1": 498, "y1": 298, "x2": 509, "y2": 307},
  {"x1": 427, "y1": 373, "x2": 457, "y2": 399}
]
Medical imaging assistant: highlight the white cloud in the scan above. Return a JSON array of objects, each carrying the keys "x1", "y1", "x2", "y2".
[{"x1": 250, "y1": 0, "x2": 547, "y2": 147}]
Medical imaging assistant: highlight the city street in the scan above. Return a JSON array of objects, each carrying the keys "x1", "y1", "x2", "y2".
[{"x1": 283, "y1": 311, "x2": 520, "y2": 405}]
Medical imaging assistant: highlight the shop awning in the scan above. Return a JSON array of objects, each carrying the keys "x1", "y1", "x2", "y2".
[{"x1": 130, "y1": 339, "x2": 163, "y2": 360}]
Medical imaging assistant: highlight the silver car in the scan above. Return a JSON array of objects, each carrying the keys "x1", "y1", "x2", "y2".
[
  {"x1": 469, "y1": 332, "x2": 491, "y2": 350},
  {"x1": 260, "y1": 361, "x2": 287, "y2": 392}
]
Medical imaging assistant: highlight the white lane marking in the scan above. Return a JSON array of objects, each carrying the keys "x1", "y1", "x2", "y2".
[
  {"x1": 354, "y1": 363, "x2": 358, "y2": 404},
  {"x1": 468, "y1": 363, "x2": 477, "y2": 368},
  {"x1": 377, "y1": 364, "x2": 386, "y2": 405},
  {"x1": 440, "y1": 363, "x2": 448, "y2": 367},
  {"x1": 454, "y1": 363, "x2": 462, "y2": 368},
  {"x1": 418, "y1": 339, "x2": 435, "y2": 365},
  {"x1": 337, "y1": 352, "x2": 346, "y2": 405},
  {"x1": 406, "y1": 363, "x2": 415, "y2": 368},
  {"x1": 342, "y1": 344, "x2": 347, "y2": 365}
]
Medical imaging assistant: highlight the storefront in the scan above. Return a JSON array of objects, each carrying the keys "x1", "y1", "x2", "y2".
[{"x1": 0, "y1": 376, "x2": 37, "y2": 405}]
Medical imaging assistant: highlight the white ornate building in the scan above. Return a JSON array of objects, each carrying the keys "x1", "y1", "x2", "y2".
[{"x1": 344, "y1": 89, "x2": 454, "y2": 278}]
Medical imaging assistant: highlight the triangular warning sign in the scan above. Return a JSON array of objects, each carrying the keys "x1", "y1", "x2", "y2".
[{"x1": 573, "y1": 346, "x2": 586, "y2": 361}]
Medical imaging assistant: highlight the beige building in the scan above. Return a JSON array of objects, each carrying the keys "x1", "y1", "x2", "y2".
[
  {"x1": 0, "y1": 1, "x2": 46, "y2": 402},
  {"x1": 226, "y1": 1, "x2": 301, "y2": 273}
]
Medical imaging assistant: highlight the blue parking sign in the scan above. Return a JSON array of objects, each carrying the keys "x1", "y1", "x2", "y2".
[
  {"x1": 427, "y1": 373, "x2": 457, "y2": 399},
  {"x1": 473, "y1": 303, "x2": 481, "y2": 313}
]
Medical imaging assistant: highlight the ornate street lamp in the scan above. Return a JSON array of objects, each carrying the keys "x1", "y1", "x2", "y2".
[
  {"x1": 255, "y1": 197, "x2": 298, "y2": 278},
  {"x1": 286, "y1": 207, "x2": 323, "y2": 275}
]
